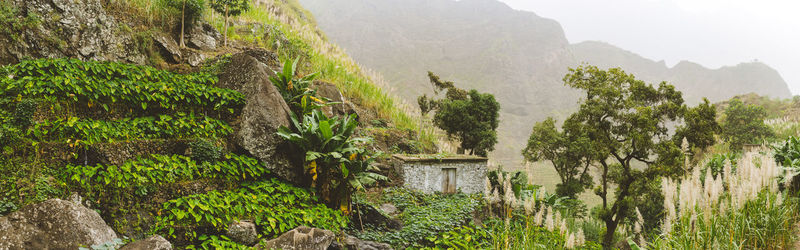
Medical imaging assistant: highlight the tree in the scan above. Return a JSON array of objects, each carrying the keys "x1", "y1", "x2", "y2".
[
  {"x1": 418, "y1": 72, "x2": 500, "y2": 156},
  {"x1": 210, "y1": 0, "x2": 251, "y2": 47},
  {"x1": 521, "y1": 118, "x2": 597, "y2": 198},
  {"x1": 556, "y1": 65, "x2": 704, "y2": 249},
  {"x1": 165, "y1": 0, "x2": 206, "y2": 48},
  {"x1": 674, "y1": 98, "x2": 720, "y2": 150},
  {"x1": 721, "y1": 98, "x2": 774, "y2": 150}
]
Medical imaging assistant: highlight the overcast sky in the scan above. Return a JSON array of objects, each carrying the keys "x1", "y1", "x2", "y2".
[{"x1": 498, "y1": 0, "x2": 800, "y2": 95}]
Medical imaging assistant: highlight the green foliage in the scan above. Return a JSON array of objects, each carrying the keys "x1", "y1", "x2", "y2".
[
  {"x1": 156, "y1": 179, "x2": 347, "y2": 243},
  {"x1": 488, "y1": 169, "x2": 534, "y2": 198},
  {"x1": 277, "y1": 109, "x2": 385, "y2": 208},
  {"x1": 0, "y1": 1, "x2": 40, "y2": 43},
  {"x1": 0, "y1": 58, "x2": 244, "y2": 114},
  {"x1": 721, "y1": 98, "x2": 775, "y2": 150},
  {"x1": 269, "y1": 57, "x2": 324, "y2": 115},
  {"x1": 163, "y1": 0, "x2": 206, "y2": 27},
  {"x1": 522, "y1": 117, "x2": 596, "y2": 198},
  {"x1": 674, "y1": 98, "x2": 721, "y2": 150},
  {"x1": 773, "y1": 136, "x2": 800, "y2": 191},
  {"x1": 433, "y1": 89, "x2": 500, "y2": 157},
  {"x1": 29, "y1": 113, "x2": 231, "y2": 145},
  {"x1": 192, "y1": 235, "x2": 251, "y2": 250},
  {"x1": 426, "y1": 224, "x2": 491, "y2": 249},
  {"x1": 704, "y1": 153, "x2": 739, "y2": 180},
  {"x1": 12, "y1": 99, "x2": 37, "y2": 129},
  {"x1": 209, "y1": 0, "x2": 251, "y2": 17},
  {"x1": 188, "y1": 138, "x2": 223, "y2": 163},
  {"x1": 0, "y1": 198, "x2": 16, "y2": 216},
  {"x1": 559, "y1": 65, "x2": 701, "y2": 248},
  {"x1": 355, "y1": 192, "x2": 480, "y2": 248},
  {"x1": 62, "y1": 154, "x2": 265, "y2": 202}
]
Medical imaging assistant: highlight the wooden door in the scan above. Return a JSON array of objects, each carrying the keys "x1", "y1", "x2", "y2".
[{"x1": 442, "y1": 168, "x2": 457, "y2": 194}]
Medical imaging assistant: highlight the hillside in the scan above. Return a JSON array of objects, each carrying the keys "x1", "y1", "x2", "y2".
[{"x1": 297, "y1": 0, "x2": 793, "y2": 168}]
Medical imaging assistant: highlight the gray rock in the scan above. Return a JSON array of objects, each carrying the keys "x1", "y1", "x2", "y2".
[
  {"x1": 0, "y1": 0, "x2": 146, "y2": 65},
  {"x1": 217, "y1": 51, "x2": 303, "y2": 184},
  {"x1": 226, "y1": 220, "x2": 258, "y2": 246},
  {"x1": 120, "y1": 235, "x2": 172, "y2": 250},
  {"x1": 152, "y1": 33, "x2": 182, "y2": 63},
  {"x1": 0, "y1": 199, "x2": 118, "y2": 249},
  {"x1": 340, "y1": 235, "x2": 392, "y2": 250},
  {"x1": 379, "y1": 203, "x2": 398, "y2": 215},
  {"x1": 186, "y1": 51, "x2": 206, "y2": 67},
  {"x1": 311, "y1": 81, "x2": 358, "y2": 119},
  {"x1": 188, "y1": 22, "x2": 220, "y2": 50},
  {"x1": 259, "y1": 226, "x2": 335, "y2": 250},
  {"x1": 351, "y1": 204, "x2": 402, "y2": 230}
]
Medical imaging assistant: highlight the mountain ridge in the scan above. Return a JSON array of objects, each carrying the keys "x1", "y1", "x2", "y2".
[{"x1": 298, "y1": 0, "x2": 793, "y2": 167}]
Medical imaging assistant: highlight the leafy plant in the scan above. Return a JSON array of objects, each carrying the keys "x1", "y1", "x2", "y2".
[
  {"x1": 209, "y1": 0, "x2": 250, "y2": 47},
  {"x1": 188, "y1": 138, "x2": 222, "y2": 163},
  {"x1": 28, "y1": 113, "x2": 232, "y2": 145},
  {"x1": 162, "y1": 0, "x2": 206, "y2": 47},
  {"x1": 721, "y1": 98, "x2": 775, "y2": 150},
  {"x1": 156, "y1": 179, "x2": 347, "y2": 243},
  {"x1": 0, "y1": 59, "x2": 244, "y2": 115},
  {"x1": 269, "y1": 57, "x2": 325, "y2": 116},
  {"x1": 277, "y1": 109, "x2": 385, "y2": 210}
]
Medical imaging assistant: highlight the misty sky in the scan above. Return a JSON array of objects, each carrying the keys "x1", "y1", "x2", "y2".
[{"x1": 498, "y1": 0, "x2": 800, "y2": 95}]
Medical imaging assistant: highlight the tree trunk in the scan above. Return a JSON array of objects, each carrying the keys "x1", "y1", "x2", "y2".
[
  {"x1": 180, "y1": 0, "x2": 186, "y2": 48},
  {"x1": 602, "y1": 219, "x2": 617, "y2": 249},
  {"x1": 223, "y1": 5, "x2": 229, "y2": 47}
]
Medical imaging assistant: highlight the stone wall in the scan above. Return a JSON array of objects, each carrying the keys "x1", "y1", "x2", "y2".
[{"x1": 395, "y1": 155, "x2": 488, "y2": 194}]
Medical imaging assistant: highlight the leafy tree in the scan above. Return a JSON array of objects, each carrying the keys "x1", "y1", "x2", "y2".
[
  {"x1": 721, "y1": 98, "x2": 774, "y2": 150},
  {"x1": 522, "y1": 117, "x2": 597, "y2": 198},
  {"x1": 555, "y1": 65, "x2": 704, "y2": 249},
  {"x1": 210, "y1": 0, "x2": 251, "y2": 47},
  {"x1": 418, "y1": 72, "x2": 500, "y2": 156},
  {"x1": 164, "y1": 0, "x2": 206, "y2": 48},
  {"x1": 674, "y1": 98, "x2": 720, "y2": 150}
]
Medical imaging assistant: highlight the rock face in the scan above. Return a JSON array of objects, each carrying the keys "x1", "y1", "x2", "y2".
[
  {"x1": 217, "y1": 51, "x2": 304, "y2": 184},
  {"x1": 152, "y1": 33, "x2": 182, "y2": 64},
  {"x1": 329, "y1": 235, "x2": 393, "y2": 250},
  {"x1": 0, "y1": 0, "x2": 146, "y2": 65},
  {"x1": 226, "y1": 220, "x2": 259, "y2": 246},
  {"x1": 260, "y1": 226, "x2": 335, "y2": 250},
  {"x1": 0, "y1": 199, "x2": 118, "y2": 249},
  {"x1": 188, "y1": 22, "x2": 222, "y2": 51},
  {"x1": 120, "y1": 235, "x2": 173, "y2": 250}
]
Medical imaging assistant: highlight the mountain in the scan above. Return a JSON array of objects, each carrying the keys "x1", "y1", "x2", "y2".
[{"x1": 297, "y1": 0, "x2": 793, "y2": 167}]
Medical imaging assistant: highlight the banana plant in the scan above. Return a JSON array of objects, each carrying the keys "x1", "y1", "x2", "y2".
[
  {"x1": 270, "y1": 57, "x2": 329, "y2": 115},
  {"x1": 277, "y1": 109, "x2": 386, "y2": 209}
]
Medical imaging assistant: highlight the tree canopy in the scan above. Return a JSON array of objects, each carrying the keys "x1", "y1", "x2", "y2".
[
  {"x1": 674, "y1": 98, "x2": 720, "y2": 150},
  {"x1": 529, "y1": 65, "x2": 715, "y2": 249},
  {"x1": 164, "y1": 0, "x2": 206, "y2": 47},
  {"x1": 721, "y1": 98, "x2": 774, "y2": 150},
  {"x1": 418, "y1": 72, "x2": 500, "y2": 156}
]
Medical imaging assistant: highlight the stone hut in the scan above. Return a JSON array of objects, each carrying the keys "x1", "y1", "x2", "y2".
[{"x1": 393, "y1": 154, "x2": 488, "y2": 194}]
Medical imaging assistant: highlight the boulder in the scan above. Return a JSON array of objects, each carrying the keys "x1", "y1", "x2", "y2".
[
  {"x1": 120, "y1": 235, "x2": 172, "y2": 250},
  {"x1": 329, "y1": 235, "x2": 393, "y2": 250},
  {"x1": 0, "y1": 199, "x2": 118, "y2": 249},
  {"x1": 217, "y1": 51, "x2": 303, "y2": 184},
  {"x1": 186, "y1": 50, "x2": 207, "y2": 67},
  {"x1": 152, "y1": 33, "x2": 182, "y2": 63},
  {"x1": 379, "y1": 203, "x2": 398, "y2": 216},
  {"x1": 311, "y1": 81, "x2": 358, "y2": 119},
  {"x1": 0, "y1": 0, "x2": 146, "y2": 65},
  {"x1": 351, "y1": 204, "x2": 402, "y2": 230},
  {"x1": 259, "y1": 226, "x2": 335, "y2": 250},
  {"x1": 188, "y1": 22, "x2": 221, "y2": 51},
  {"x1": 226, "y1": 220, "x2": 258, "y2": 246}
]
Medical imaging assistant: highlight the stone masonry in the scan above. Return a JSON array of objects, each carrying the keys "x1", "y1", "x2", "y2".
[{"x1": 394, "y1": 155, "x2": 488, "y2": 194}]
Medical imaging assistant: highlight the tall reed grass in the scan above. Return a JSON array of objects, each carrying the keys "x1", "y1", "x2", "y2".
[{"x1": 653, "y1": 148, "x2": 799, "y2": 249}]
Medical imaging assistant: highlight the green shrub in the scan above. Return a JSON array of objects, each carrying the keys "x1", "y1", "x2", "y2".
[
  {"x1": 269, "y1": 57, "x2": 323, "y2": 115},
  {"x1": 12, "y1": 99, "x2": 37, "y2": 129},
  {"x1": 188, "y1": 139, "x2": 222, "y2": 163}
]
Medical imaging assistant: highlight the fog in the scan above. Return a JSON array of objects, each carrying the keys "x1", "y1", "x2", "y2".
[{"x1": 499, "y1": 0, "x2": 800, "y2": 95}]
